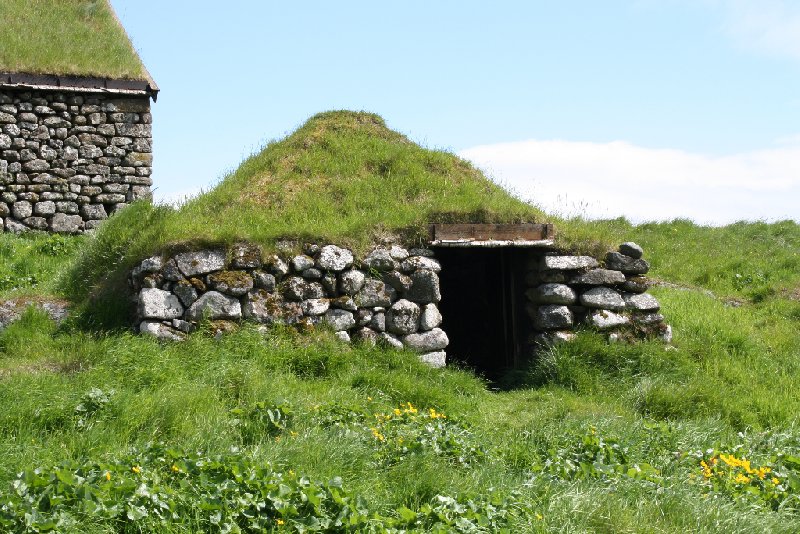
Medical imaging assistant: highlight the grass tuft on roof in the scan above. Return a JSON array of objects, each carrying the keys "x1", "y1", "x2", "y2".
[
  {"x1": 0, "y1": 0, "x2": 147, "y2": 80},
  {"x1": 61, "y1": 110, "x2": 549, "y2": 324}
]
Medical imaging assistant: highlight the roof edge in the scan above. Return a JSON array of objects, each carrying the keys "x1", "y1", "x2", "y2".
[{"x1": 0, "y1": 72, "x2": 159, "y2": 102}]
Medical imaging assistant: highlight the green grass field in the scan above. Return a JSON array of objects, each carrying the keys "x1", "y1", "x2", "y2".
[
  {"x1": 0, "y1": 216, "x2": 798, "y2": 532},
  {"x1": 0, "y1": 0, "x2": 147, "y2": 80}
]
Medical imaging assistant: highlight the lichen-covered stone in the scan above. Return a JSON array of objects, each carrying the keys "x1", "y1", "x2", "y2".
[
  {"x1": 185, "y1": 291, "x2": 241, "y2": 321},
  {"x1": 291, "y1": 255, "x2": 315, "y2": 272},
  {"x1": 363, "y1": 249, "x2": 396, "y2": 271},
  {"x1": 138, "y1": 288, "x2": 183, "y2": 319},
  {"x1": 208, "y1": 270, "x2": 254, "y2": 297},
  {"x1": 400, "y1": 256, "x2": 441, "y2": 273},
  {"x1": 252, "y1": 270, "x2": 276, "y2": 291},
  {"x1": 402, "y1": 328, "x2": 449, "y2": 352},
  {"x1": 590, "y1": 310, "x2": 630, "y2": 329},
  {"x1": 172, "y1": 280, "x2": 199, "y2": 307},
  {"x1": 405, "y1": 270, "x2": 441, "y2": 304},
  {"x1": 379, "y1": 332, "x2": 404, "y2": 349},
  {"x1": 339, "y1": 270, "x2": 366, "y2": 295},
  {"x1": 534, "y1": 305, "x2": 573, "y2": 330},
  {"x1": 570, "y1": 269, "x2": 626, "y2": 286},
  {"x1": 580, "y1": 287, "x2": 625, "y2": 310},
  {"x1": 301, "y1": 298, "x2": 330, "y2": 316},
  {"x1": 382, "y1": 270, "x2": 412, "y2": 293},
  {"x1": 140, "y1": 321, "x2": 185, "y2": 341},
  {"x1": 242, "y1": 290, "x2": 283, "y2": 324},
  {"x1": 317, "y1": 245, "x2": 353, "y2": 271},
  {"x1": 419, "y1": 303, "x2": 442, "y2": 331},
  {"x1": 541, "y1": 255, "x2": 599, "y2": 271},
  {"x1": 623, "y1": 292, "x2": 660, "y2": 311},
  {"x1": 355, "y1": 279, "x2": 393, "y2": 307},
  {"x1": 282, "y1": 277, "x2": 308, "y2": 301},
  {"x1": 419, "y1": 351, "x2": 447, "y2": 368},
  {"x1": 527, "y1": 283, "x2": 576, "y2": 305},
  {"x1": 324, "y1": 309, "x2": 356, "y2": 331},
  {"x1": 175, "y1": 250, "x2": 226, "y2": 277},
  {"x1": 386, "y1": 299, "x2": 421, "y2": 335},
  {"x1": 230, "y1": 242, "x2": 262, "y2": 269},
  {"x1": 606, "y1": 252, "x2": 650, "y2": 275},
  {"x1": 621, "y1": 276, "x2": 650, "y2": 293}
]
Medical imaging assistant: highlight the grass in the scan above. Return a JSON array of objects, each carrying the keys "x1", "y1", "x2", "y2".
[
  {"x1": 0, "y1": 0, "x2": 147, "y2": 80},
  {"x1": 1, "y1": 217, "x2": 799, "y2": 531}
]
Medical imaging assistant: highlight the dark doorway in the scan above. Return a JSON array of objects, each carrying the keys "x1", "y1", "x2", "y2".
[{"x1": 435, "y1": 247, "x2": 528, "y2": 380}]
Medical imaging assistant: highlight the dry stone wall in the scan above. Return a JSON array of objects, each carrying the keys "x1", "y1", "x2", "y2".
[
  {"x1": 524, "y1": 242, "x2": 671, "y2": 349},
  {"x1": 130, "y1": 243, "x2": 449, "y2": 367},
  {"x1": 0, "y1": 89, "x2": 152, "y2": 233}
]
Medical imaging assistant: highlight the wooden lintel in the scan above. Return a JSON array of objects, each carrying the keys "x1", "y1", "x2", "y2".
[{"x1": 431, "y1": 223, "x2": 554, "y2": 242}]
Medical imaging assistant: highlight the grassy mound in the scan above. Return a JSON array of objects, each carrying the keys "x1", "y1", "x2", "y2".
[
  {"x1": 0, "y1": 0, "x2": 148, "y2": 80},
  {"x1": 62, "y1": 111, "x2": 547, "y2": 324}
]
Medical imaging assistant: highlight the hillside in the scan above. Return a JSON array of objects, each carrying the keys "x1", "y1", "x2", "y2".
[{"x1": 0, "y1": 0, "x2": 148, "y2": 80}]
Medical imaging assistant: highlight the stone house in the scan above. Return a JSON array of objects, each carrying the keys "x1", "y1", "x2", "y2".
[{"x1": 0, "y1": 0, "x2": 156, "y2": 233}]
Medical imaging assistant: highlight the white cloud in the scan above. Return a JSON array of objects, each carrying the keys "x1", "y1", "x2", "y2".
[
  {"x1": 713, "y1": 0, "x2": 800, "y2": 60},
  {"x1": 459, "y1": 139, "x2": 800, "y2": 225}
]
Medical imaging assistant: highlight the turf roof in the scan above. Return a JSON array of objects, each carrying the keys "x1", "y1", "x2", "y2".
[{"x1": 0, "y1": 0, "x2": 148, "y2": 80}]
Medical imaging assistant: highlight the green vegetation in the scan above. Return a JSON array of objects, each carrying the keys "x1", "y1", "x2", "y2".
[
  {"x1": 0, "y1": 0, "x2": 147, "y2": 80},
  {"x1": 0, "y1": 217, "x2": 798, "y2": 532}
]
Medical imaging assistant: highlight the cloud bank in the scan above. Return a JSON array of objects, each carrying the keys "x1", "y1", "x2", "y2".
[{"x1": 459, "y1": 138, "x2": 800, "y2": 225}]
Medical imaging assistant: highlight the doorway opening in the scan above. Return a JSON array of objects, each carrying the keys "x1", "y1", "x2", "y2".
[{"x1": 435, "y1": 247, "x2": 530, "y2": 380}]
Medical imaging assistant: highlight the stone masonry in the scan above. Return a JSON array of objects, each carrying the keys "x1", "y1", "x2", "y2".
[
  {"x1": 0, "y1": 88, "x2": 152, "y2": 233},
  {"x1": 130, "y1": 243, "x2": 449, "y2": 368}
]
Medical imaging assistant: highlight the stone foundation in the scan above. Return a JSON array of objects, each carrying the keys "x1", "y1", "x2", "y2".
[{"x1": 0, "y1": 88, "x2": 152, "y2": 233}]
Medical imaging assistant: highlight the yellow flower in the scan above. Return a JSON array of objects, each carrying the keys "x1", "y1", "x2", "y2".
[
  {"x1": 367, "y1": 396, "x2": 373, "y2": 401},
  {"x1": 289, "y1": 431, "x2": 298, "y2": 437},
  {"x1": 734, "y1": 473, "x2": 751, "y2": 485},
  {"x1": 131, "y1": 466, "x2": 141, "y2": 474},
  {"x1": 276, "y1": 518, "x2": 285, "y2": 525},
  {"x1": 772, "y1": 477, "x2": 780, "y2": 485},
  {"x1": 393, "y1": 408, "x2": 402, "y2": 416},
  {"x1": 371, "y1": 427, "x2": 386, "y2": 442},
  {"x1": 536, "y1": 513, "x2": 543, "y2": 520},
  {"x1": 104, "y1": 471, "x2": 111, "y2": 481},
  {"x1": 171, "y1": 464, "x2": 180, "y2": 473}
]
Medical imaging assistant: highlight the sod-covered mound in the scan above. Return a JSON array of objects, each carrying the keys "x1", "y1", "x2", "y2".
[{"x1": 62, "y1": 111, "x2": 545, "y2": 326}]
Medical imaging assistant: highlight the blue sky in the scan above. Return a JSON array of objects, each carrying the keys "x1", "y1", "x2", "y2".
[{"x1": 112, "y1": 0, "x2": 800, "y2": 224}]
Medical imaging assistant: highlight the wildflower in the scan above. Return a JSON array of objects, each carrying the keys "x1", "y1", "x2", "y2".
[
  {"x1": 104, "y1": 471, "x2": 111, "y2": 481},
  {"x1": 536, "y1": 513, "x2": 543, "y2": 521},
  {"x1": 371, "y1": 427, "x2": 386, "y2": 442},
  {"x1": 131, "y1": 466, "x2": 141, "y2": 474},
  {"x1": 734, "y1": 473, "x2": 750, "y2": 485},
  {"x1": 171, "y1": 464, "x2": 180, "y2": 473},
  {"x1": 367, "y1": 396, "x2": 373, "y2": 401},
  {"x1": 772, "y1": 477, "x2": 780, "y2": 485},
  {"x1": 288, "y1": 470, "x2": 295, "y2": 477},
  {"x1": 289, "y1": 431, "x2": 298, "y2": 437},
  {"x1": 393, "y1": 408, "x2": 402, "y2": 416},
  {"x1": 276, "y1": 518, "x2": 285, "y2": 525}
]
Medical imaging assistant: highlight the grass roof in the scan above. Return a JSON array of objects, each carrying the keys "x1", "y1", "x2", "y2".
[
  {"x1": 0, "y1": 0, "x2": 148, "y2": 80},
  {"x1": 63, "y1": 111, "x2": 554, "y2": 322}
]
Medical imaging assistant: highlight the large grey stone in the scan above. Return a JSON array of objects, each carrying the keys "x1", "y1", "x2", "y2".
[
  {"x1": 291, "y1": 254, "x2": 315, "y2": 272},
  {"x1": 80, "y1": 203, "x2": 108, "y2": 220},
  {"x1": 590, "y1": 310, "x2": 630, "y2": 329},
  {"x1": 252, "y1": 270, "x2": 276, "y2": 291},
  {"x1": 388, "y1": 245, "x2": 409, "y2": 261},
  {"x1": 580, "y1": 287, "x2": 625, "y2": 310},
  {"x1": 243, "y1": 290, "x2": 282, "y2": 324},
  {"x1": 138, "y1": 288, "x2": 184, "y2": 319},
  {"x1": 541, "y1": 255, "x2": 599, "y2": 271},
  {"x1": 172, "y1": 280, "x2": 199, "y2": 307},
  {"x1": 419, "y1": 351, "x2": 447, "y2": 368},
  {"x1": 12, "y1": 201, "x2": 32, "y2": 219},
  {"x1": 5, "y1": 219, "x2": 28, "y2": 233},
  {"x1": 317, "y1": 245, "x2": 353, "y2": 271},
  {"x1": 382, "y1": 270, "x2": 412, "y2": 293},
  {"x1": 623, "y1": 292, "x2": 660, "y2": 311},
  {"x1": 405, "y1": 270, "x2": 441, "y2": 303},
  {"x1": 619, "y1": 242, "x2": 644, "y2": 259},
  {"x1": 633, "y1": 312, "x2": 665, "y2": 325},
  {"x1": 140, "y1": 321, "x2": 185, "y2": 341},
  {"x1": 402, "y1": 328, "x2": 449, "y2": 352},
  {"x1": 339, "y1": 270, "x2": 366, "y2": 295},
  {"x1": 50, "y1": 213, "x2": 83, "y2": 233},
  {"x1": 527, "y1": 283, "x2": 576, "y2": 305},
  {"x1": 606, "y1": 252, "x2": 650, "y2": 275},
  {"x1": 379, "y1": 332, "x2": 404, "y2": 349},
  {"x1": 570, "y1": 269, "x2": 626, "y2": 286},
  {"x1": 301, "y1": 298, "x2": 330, "y2": 316},
  {"x1": 621, "y1": 276, "x2": 650, "y2": 293},
  {"x1": 282, "y1": 276, "x2": 308, "y2": 301},
  {"x1": 185, "y1": 291, "x2": 241, "y2": 321},
  {"x1": 370, "y1": 311, "x2": 386, "y2": 332},
  {"x1": 400, "y1": 256, "x2": 441, "y2": 273},
  {"x1": 324, "y1": 309, "x2": 356, "y2": 331},
  {"x1": 132, "y1": 256, "x2": 164, "y2": 278},
  {"x1": 33, "y1": 201, "x2": 56, "y2": 216},
  {"x1": 266, "y1": 255, "x2": 290, "y2": 279},
  {"x1": 534, "y1": 305, "x2": 573, "y2": 330},
  {"x1": 175, "y1": 250, "x2": 226, "y2": 277},
  {"x1": 419, "y1": 303, "x2": 443, "y2": 331},
  {"x1": 208, "y1": 271, "x2": 254, "y2": 297},
  {"x1": 363, "y1": 249, "x2": 396, "y2": 271},
  {"x1": 386, "y1": 299, "x2": 421, "y2": 335},
  {"x1": 355, "y1": 279, "x2": 394, "y2": 307}
]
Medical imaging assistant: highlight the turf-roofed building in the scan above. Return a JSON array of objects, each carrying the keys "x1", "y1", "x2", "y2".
[{"x1": 0, "y1": 0, "x2": 157, "y2": 233}]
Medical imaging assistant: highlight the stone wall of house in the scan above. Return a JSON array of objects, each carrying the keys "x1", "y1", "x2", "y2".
[
  {"x1": 524, "y1": 242, "x2": 671, "y2": 350},
  {"x1": 130, "y1": 243, "x2": 449, "y2": 367},
  {"x1": 0, "y1": 88, "x2": 152, "y2": 233}
]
